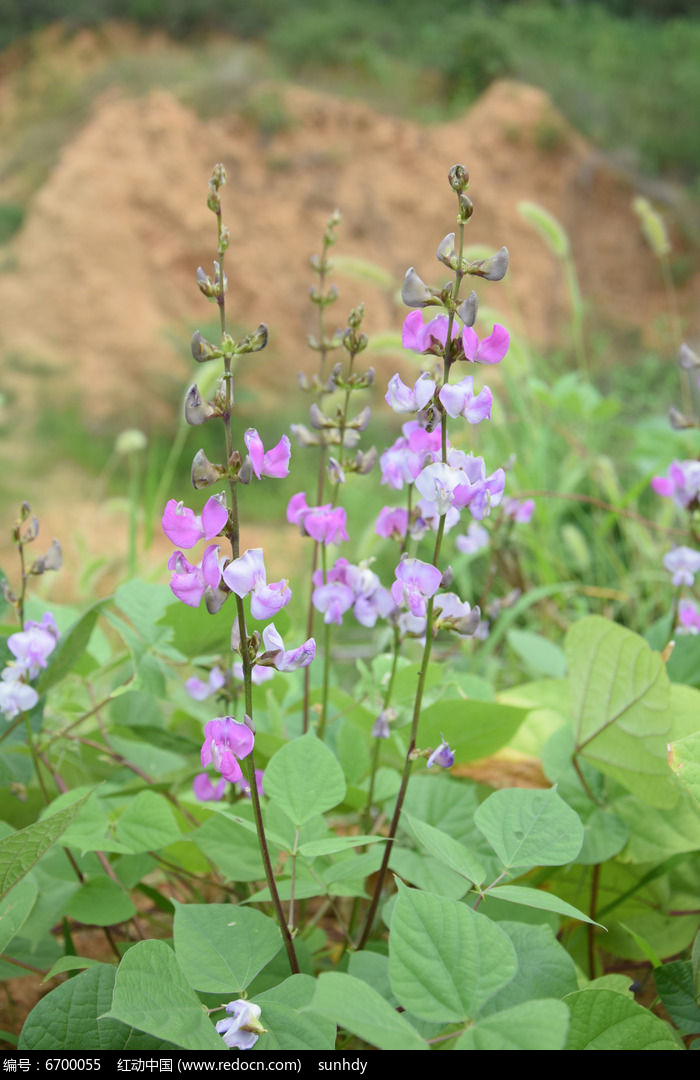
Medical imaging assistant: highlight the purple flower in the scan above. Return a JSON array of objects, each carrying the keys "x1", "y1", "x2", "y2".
[
  {"x1": 415, "y1": 462, "x2": 464, "y2": 516},
  {"x1": 186, "y1": 666, "x2": 225, "y2": 701},
  {"x1": 433, "y1": 593, "x2": 481, "y2": 636},
  {"x1": 502, "y1": 497, "x2": 535, "y2": 523},
  {"x1": 260, "y1": 624, "x2": 316, "y2": 672},
  {"x1": 287, "y1": 493, "x2": 349, "y2": 545},
  {"x1": 651, "y1": 460, "x2": 700, "y2": 510},
  {"x1": 439, "y1": 377, "x2": 493, "y2": 424},
  {"x1": 7, "y1": 619, "x2": 58, "y2": 679},
  {"x1": 402, "y1": 311, "x2": 461, "y2": 354},
  {"x1": 385, "y1": 372, "x2": 436, "y2": 414},
  {"x1": 244, "y1": 429, "x2": 291, "y2": 479},
  {"x1": 376, "y1": 506, "x2": 409, "y2": 540},
  {"x1": 201, "y1": 716, "x2": 255, "y2": 784},
  {"x1": 427, "y1": 740, "x2": 455, "y2": 769},
  {"x1": 167, "y1": 545, "x2": 221, "y2": 607},
  {"x1": 216, "y1": 1000, "x2": 264, "y2": 1050},
  {"x1": 462, "y1": 324, "x2": 509, "y2": 365},
  {"x1": 161, "y1": 496, "x2": 228, "y2": 549},
  {"x1": 391, "y1": 557, "x2": 442, "y2": 618},
  {"x1": 678, "y1": 599, "x2": 700, "y2": 635},
  {"x1": 222, "y1": 548, "x2": 291, "y2": 620},
  {"x1": 0, "y1": 675, "x2": 39, "y2": 719},
  {"x1": 193, "y1": 773, "x2": 227, "y2": 801},
  {"x1": 312, "y1": 582, "x2": 355, "y2": 626},
  {"x1": 372, "y1": 709, "x2": 395, "y2": 739},
  {"x1": 663, "y1": 546, "x2": 700, "y2": 587},
  {"x1": 237, "y1": 769, "x2": 265, "y2": 799},
  {"x1": 456, "y1": 522, "x2": 490, "y2": 555},
  {"x1": 448, "y1": 450, "x2": 506, "y2": 520},
  {"x1": 415, "y1": 498, "x2": 460, "y2": 535}
]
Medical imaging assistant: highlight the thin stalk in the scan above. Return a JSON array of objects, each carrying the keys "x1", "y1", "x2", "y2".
[
  {"x1": 362, "y1": 627, "x2": 400, "y2": 832},
  {"x1": 587, "y1": 863, "x2": 601, "y2": 980},
  {"x1": 126, "y1": 450, "x2": 140, "y2": 577},
  {"x1": 288, "y1": 828, "x2": 300, "y2": 933}
]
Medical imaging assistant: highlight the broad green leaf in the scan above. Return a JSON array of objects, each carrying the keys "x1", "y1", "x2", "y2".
[
  {"x1": 402, "y1": 774, "x2": 479, "y2": 845},
  {"x1": 669, "y1": 730, "x2": 700, "y2": 805},
  {"x1": 114, "y1": 580, "x2": 174, "y2": 643},
  {"x1": 265, "y1": 733, "x2": 345, "y2": 825},
  {"x1": 567, "y1": 617, "x2": 675, "y2": 807},
  {"x1": 0, "y1": 877, "x2": 37, "y2": 952},
  {"x1": 335, "y1": 718, "x2": 370, "y2": 784},
  {"x1": 37, "y1": 604, "x2": 101, "y2": 693},
  {"x1": 474, "y1": 787, "x2": 583, "y2": 869},
  {"x1": 173, "y1": 902, "x2": 282, "y2": 993},
  {"x1": 455, "y1": 999, "x2": 570, "y2": 1050},
  {"x1": 255, "y1": 975, "x2": 336, "y2": 1051},
  {"x1": 389, "y1": 848, "x2": 470, "y2": 901},
  {"x1": 487, "y1": 885, "x2": 602, "y2": 926},
  {"x1": 115, "y1": 791, "x2": 182, "y2": 853},
  {"x1": 668, "y1": 684, "x2": 700, "y2": 741},
  {"x1": 564, "y1": 988, "x2": 681, "y2": 1050},
  {"x1": 419, "y1": 699, "x2": 527, "y2": 762},
  {"x1": 507, "y1": 629, "x2": 567, "y2": 678},
  {"x1": 654, "y1": 961, "x2": 700, "y2": 1035},
  {"x1": 0, "y1": 788, "x2": 95, "y2": 899},
  {"x1": 65, "y1": 877, "x2": 137, "y2": 926},
  {"x1": 310, "y1": 972, "x2": 427, "y2": 1051},
  {"x1": 43, "y1": 956, "x2": 106, "y2": 982},
  {"x1": 19, "y1": 964, "x2": 179, "y2": 1051},
  {"x1": 105, "y1": 939, "x2": 223, "y2": 1050},
  {"x1": 347, "y1": 951, "x2": 394, "y2": 1005},
  {"x1": 193, "y1": 815, "x2": 267, "y2": 881},
  {"x1": 407, "y1": 816, "x2": 486, "y2": 885},
  {"x1": 577, "y1": 807, "x2": 629, "y2": 865},
  {"x1": 615, "y1": 789, "x2": 700, "y2": 863},
  {"x1": 298, "y1": 836, "x2": 385, "y2": 857},
  {"x1": 389, "y1": 882, "x2": 517, "y2": 1022},
  {"x1": 480, "y1": 921, "x2": 578, "y2": 1016}
]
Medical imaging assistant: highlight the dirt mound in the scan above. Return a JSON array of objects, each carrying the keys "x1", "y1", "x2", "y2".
[{"x1": 1, "y1": 78, "x2": 694, "y2": 423}]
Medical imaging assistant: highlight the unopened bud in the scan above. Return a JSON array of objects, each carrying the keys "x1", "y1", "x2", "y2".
[
  {"x1": 327, "y1": 457, "x2": 346, "y2": 485},
  {"x1": 448, "y1": 164, "x2": 470, "y2": 193},
  {"x1": 22, "y1": 516, "x2": 40, "y2": 542},
  {"x1": 679, "y1": 343, "x2": 700, "y2": 371},
  {"x1": 453, "y1": 606, "x2": 481, "y2": 636},
  {"x1": 185, "y1": 384, "x2": 220, "y2": 425},
  {"x1": 196, "y1": 267, "x2": 216, "y2": 299},
  {"x1": 191, "y1": 448, "x2": 225, "y2": 489},
  {"x1": 191, "y1": 330, "x2": 220, "y2": 363},
  {"x1": 205, "y1": 586, "x2": 229, "y2": 614},
  {"x1": 401, "y1": 267, "x2": 437, "y2": 308},
  {"x1": 347, "y1": 303, "x2": 365, "y2": 330},
  {"x1": 31, "y1": 539, "x2": 62, "y2": 574},
  {"x1": 1, "y1": 579, "x2": 16, "y2": 604},
  {"x1": 236, "y1": 324, "x2": 268, "y2": 354},
  {"x1": 219, "y1": 225, "x2": 230, "y2": 252},
  {"x1": 309, "y1": 403, "x2": 333, "y2": 430},
  {"x1": 298, "y1": 372, "x2": 313, "y2": 392},
  {"x1": 441, "y1": 566, "x2": 453, "y2": 588},
  {"x1": 290, "y1": 424, "x2": 320, "y2": 447},
  {"x1": 457, "y1": 290, "x2": 479, "y2": 327},
  {"x1": 349, "y1": 405, "x2": 371, "y2": 431},
  {"x1": 437, "y1": 233, "x2": 457, "y2": 269},
  {"x1": 458, "y1": 194, "x2": 474, "y2": 223},
  {"x1": 467, "y1": 246, "x2": 509, "y2": 282},
  {"x1": 20, "y1": 502, "x2": 32, "y2": 522},
  {"x1": 355, "y1": 446, "x2": 377, "y2": 474},
  {"x1": 238, "y1": 458, "x2": 253, "y2": 484},
  {"x1": 210, "y1": 163, "x2": 227, "y2": 190}
]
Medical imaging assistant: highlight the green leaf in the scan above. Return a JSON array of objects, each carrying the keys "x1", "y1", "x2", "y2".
[
  {"x1": 615, "y1": 789, "x2": 700, "y2": 862},
  {"x1": 654, "y1": 961, "x2": 700, "y2": 1035},
  {"x1": 37, "y1": 604, "x2": 101, "y2": 693},
  {"x1": 104, "y1": 939, "x2": 224, "y2": 1050},
  {"x1": 264, "y1": 733, "x2": 345, "y2": 825},
  {"x1": 19, "y1": 964, "x2": 180, "y2": 1051},
  {"x1": 487, "y1": 885, "x2": 602, "y2": 926},
  {"x1": 474, "y1": 787, "x2": 583, "y2": 870},
  {"x1": 389, "y1": 848, "x2": 470, "y2": 901},
  {"x1": 0, "y1": 877, "x2": 37, "y2": 952},
  {"x1": 507, "y1": 630, "x2": 567, "y2": 678},
  {"x1": 298, "y1": 836, "x2": 385, "y2": 857},
  {"x1": 577, "y1": 807, "x2": 629, "y2": 865},
  {"x1": 419, "y1": 698, "x2": 528, "y2": 762},
  {"x1": 455, "y1": 999, "x2": 570, "y2": 1050},
  {"x1": 407, "y1": 816, "x2": 486, "y2": 885},
  {"x1": 567, "y1": 617, "x2": 675, "y2": 807},
  {"x1": 480, "y1": 921, "x2": 578, "y2": 1016},
  {"x1": 669, "y1": 730, "x2": 700, "y2": 805},
  {"x1": 173, "y1": 902, "x2": 282, "y2": 993},
  {"x1": 310, "y1": 972, "x2": 427, "y2": 1051},
  {"x1": 43, "y1": 956, "x2": 106, "y2": 982},
  {"x1": 64, "y1": 877, "x2": 137, "y2": 926},
  {"x1": 255, "y1": 975, "x2": 336, "y2": 1051},
  {"x1": 0, "y1": 788, "x2": 95, "y2": 899},
  {"x1": 389, "y1": 882, "x2": 517, "y2": 1022},
  {"x1": 115, "y1": 791, "x2": 182, "y2": 853},
  {"x1": 114, "y1": 580, "x2": 174, "y2": 643},
  {"x1": 564, "y1": 988, "x2": 681, "y2": 1050},
  {"x1": 193, "y1": 815, "x2": 268, "y2": 882}
]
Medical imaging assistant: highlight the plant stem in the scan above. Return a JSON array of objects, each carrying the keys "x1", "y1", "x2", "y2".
[{"x1": 362, "y1": 627, "x2": 400, "y2": 832}]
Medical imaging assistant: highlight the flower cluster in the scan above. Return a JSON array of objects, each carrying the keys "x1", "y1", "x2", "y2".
[
  {"x1": 312, "y1": 558, "x2": 393, "y2": 627},
  {"x1": 287, "y1": 493, "x2": 349, "y2": 545},
  {"x1": 0, "y1": 613, "x2": 59, "y2": 720}
]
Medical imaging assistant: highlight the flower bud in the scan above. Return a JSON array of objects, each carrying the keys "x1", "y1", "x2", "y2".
[
  {"x1": 327, "y1": 457, "x2": 346, "y2": 485},
  {"x1": 22, "y1": 516, "x2": 40, "y2": 542},
  {"x1": 458, "y1": 194, "x2": 474, "y2": 223},
  {"x1": 205, "y1": 585, "x2": 229, "y2": 614},
  {"x1": 437, "y1": 233, "x2": 457, "y2": 270},
  {"x1": 298, "y1": 371, "x2": 313, "y2": 391},
  {"x1": 191, "y1": 330, "x2": 220, "y2": 363},
  {"x1": 679, "y1": 343, "x2": 700, "y2": 371},
  {"x1": 219, "y1": 225, "x2": 231, "y2": 252},
  {"x1": 448, "y1": 164, "x2": 470, "y2": 193},
  {"x1": 349, "y1": 405, "x2": 371, "y2": 431},
  {"x1": 1, "y1": 579, "x2": 17, "y2": 604},
  {"x1": 210, "y1": 163, "x2": 227, "y2": 190},
  {"x1": 290, "y1": 424, "x2": 320, "y2": 447},
  {"x1": 309, "y1": 403, "x2": 334, "y2": 430},
  {"x1": 238, "y1": 458, "x2": 253, "y2": 484},
  {"x1": 457, "y1": 290, "x2": 479, "y2": 327},
  {"x1": 191, "y1": 448, "x2": 225, "y2": 489},
  {"x1": 453, "y1": 606, "x2": 481, "y2": 636},
  {"x1": 185, "y1": 384, "x2": 220, "y2": 425},
  {"x1": 20, "y1": 502, "x2": 32, "y2": 522},
  {"x1": 401, "y1": 267, "x2": 436, "y2": 308},
  {"x1": 467, "y1": 246, "x2": 509, "y2": 282},
  {"x1": 354, "y1": 445, "x2": 377, "y2": 474},
  {"x1": 196, "y1": 267, "x2": 216, "y2": 299},
  {"x1": 236, "y1": 324, "x2": 268, "y2": 354},
  {"x1": 31, "y1": 539, "x2": 62, "y2": 574},
  {"x1": 441, "y1": 566, "x2": 453, "y2": 588}
]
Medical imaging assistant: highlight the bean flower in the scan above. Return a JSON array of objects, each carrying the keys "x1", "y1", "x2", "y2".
[
  {"x1": 244, "y1": 429, "x2": 291, "y2": 479},
  {"x1": 200, "y1": 716, "x2": 255, "y2": 784},
  {"x1": 287, "y1": 493, "x2": 349, "y2": 545},
  {"x1": 162, "y1": 496, "x2": 228, "y2": 549},
  {"x1": 258, "y1": 624, "x2": 316, "y2": 672},
  {"x1": 222, "y1": 548, "x2": 291, "y2": 620},
  {"x1": 391, "y1": 557, "x2": 442, "y2": 618},
  {"x1": 167, "y1": 545, "x2": 221, "y2": 607},
  {"x1": 216, "y1": 1001, "x2": 265, "y2": 1050}
]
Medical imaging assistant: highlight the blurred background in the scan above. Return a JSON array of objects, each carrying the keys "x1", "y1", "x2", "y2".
[{"x1": 0, "y1": 0, "x2": 698, "y2": 635}]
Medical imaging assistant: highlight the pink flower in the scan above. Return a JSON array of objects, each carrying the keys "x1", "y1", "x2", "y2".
[
  {"x1": 313, "y1": 582, "x2": 355, "y2": 626},
  {"x1": 193, "y1": 773, "x2": 227, "y2": 801},
  {"x1": 385, "y1": 372, "x2": 436, "y2": 414},
  {"x1": 651, "y1": 460, "x2": 700, "y2": 510},
  {"x1": 162, "y1": 496, "x2": 228, "y2": 549},
  {"x1": 376, "y1": 506, "x2": 409, "y2": 540},
  {"x1": 462, "y1": 324, "x2": 509, "y2": 365},
  {"x1": 439, "y1": 377, "x2": 493, "y2": 424},
  {"x1": 502, "y1": 497, "x2": 535, "y2": 523},
  {"x1": 186, "y1": 666, "x2": 225, "y2": 701},
  {"x1": 7, "y1": 620, "x2": 58, "y2": 679},
  {"x1": 168, "y1": 545, "x2": 221, "y2": 607},
  {"x1": 391, "y1": 557, "x2": 442, "y2": 618},
  {"x1": 244, "y1": 429, "x2": 291, "y2": 479},
  {"x1": 678, "y1": 599, "x2": 700, "y2": 634},
  {"x1": 663, "y1": 546, "x2": 700, "y2": 587},
  {"x1": 222, "y1": 548, "x2": 291, "y2": 620},
  {"x1": 259, "y1": 624, "x2": 316, "y2": 672},
  {"x1": 402, "y1": 311, "x2": 461, "y2": 354},
  {"x1": 287, "y1": 493, "x2": 349, "y2": 545},
  {"x1": 201, "y1": 716, "x2": 255, "y2": 784}
]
